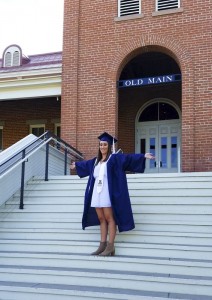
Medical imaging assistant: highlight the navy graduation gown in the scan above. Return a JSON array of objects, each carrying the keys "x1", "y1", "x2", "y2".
[{"x1": 75, "y1": 153, "x2": 146, "y2": 232}]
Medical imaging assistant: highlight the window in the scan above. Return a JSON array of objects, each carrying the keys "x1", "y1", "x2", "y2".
[
  {"x1": 3, "y1": 45, "x2": 21, "y2": 67},
  {"x1": 54, "y1": 123, "x2": 61, "y2": 138},
  {"x1": 156, "y1": 0, "x2": 180, "y2": 11},
  {"x1": 13, "y1": 51, "x2": 21, "y2": 66},
  {"x1": 5, "y1": 52, "x2": 12, "y2": 67},
  {"x1": 30, "y1": 124, "x2": 45, "y2": 137},
  {"x1": 0, "y1": 126, "x2": 3, "y2": 151},
  {"x1": 118, "y1": 0, "x2": 141, "y2": 17},
  {"x1": 139, "y1": 102, "x2": 179, "y2": 122}
]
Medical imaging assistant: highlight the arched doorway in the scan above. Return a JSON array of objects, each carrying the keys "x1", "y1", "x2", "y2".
[
  {"x1": 135, "y1": 99, "x2": 181, "y2": 173},
  {"x1": 117, "y1": 49, "x2": 182, "y2": 173}
]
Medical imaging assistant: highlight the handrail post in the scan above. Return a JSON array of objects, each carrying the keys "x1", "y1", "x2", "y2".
[
  {"x1": 45, "y1": 142, "x2": 49, "y2": 181},
  {"x1": 64, "y1": 148, "x2": 68, "y2": 175},
  {"x1": 19, "y1": 149, "x2": 26, "y2": 209}
]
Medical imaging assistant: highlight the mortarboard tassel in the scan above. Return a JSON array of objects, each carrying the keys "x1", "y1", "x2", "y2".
[{"x1": 112, "y1": 138, "x2": 115, "y2": 154}]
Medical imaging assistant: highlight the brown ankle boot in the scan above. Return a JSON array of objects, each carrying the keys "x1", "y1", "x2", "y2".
[
  {"x1": 99, "y1": 242, "x2": 115, "y2": 256},
  {"x1": 91, "y1": 242, "x2": 107, "y2": 255}
]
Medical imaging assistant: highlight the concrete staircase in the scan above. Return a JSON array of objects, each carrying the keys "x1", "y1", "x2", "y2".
[{"x1": 0, "y1": 172, "x2": 212, "y2": 300}]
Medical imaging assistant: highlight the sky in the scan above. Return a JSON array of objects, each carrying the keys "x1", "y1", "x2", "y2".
[{"x1": 0, "y1": 0, "x2": 64, "y2": 56}]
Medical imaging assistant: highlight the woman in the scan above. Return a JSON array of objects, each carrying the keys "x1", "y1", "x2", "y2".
[{"x1": 70, "y1": 132, "x2": 154, "y2": 256}]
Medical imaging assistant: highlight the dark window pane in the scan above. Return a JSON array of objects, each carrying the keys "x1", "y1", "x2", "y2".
[
  {"x1": 159, "y1": 103, "x2": 179, "y2": 120},
  {"x1": 139, "y1": 103, "x2": 158, "y2": 122},
  {"x1": 56, "y1": 126, "x2": 61, "y2": 137},
  {"x1": 139, "y1": 102, "x2": 179, "y2": 122},
  {"x1": 140, "y1": 139, "x2": 146, "y2": 153},
  {"x1": 150, "y1": 138, "x2": 156, "y2": 169},
  {"x1": 32, "y1": 127, "x2": 45, "y2": 137}
]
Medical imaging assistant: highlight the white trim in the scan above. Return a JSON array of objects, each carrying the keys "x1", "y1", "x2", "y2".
[
  {"x1": 0, "y1": 126, "x2": 3, "y2": 151},
  {"x1": 54, "y1": 123, "x2": 61, "y2": 136},
  {"x1": 3, "y1": 45, "x2": 21, "y2": 67},
  {"x1": 0, "y1": 73, "x2": 61, "y2": 101},
  {"x1": 0, "y1": 66, "x2": 61, "y2": 79}
]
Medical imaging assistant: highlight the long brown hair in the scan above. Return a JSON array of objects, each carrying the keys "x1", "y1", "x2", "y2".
[{"x1": 95, "y1": 142, "x2": 112, "y2": 165}]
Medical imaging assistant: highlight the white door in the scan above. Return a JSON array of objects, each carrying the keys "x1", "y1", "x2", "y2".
[{"x1": 136, "y1": 120, "x2": 181, "y2": 173}]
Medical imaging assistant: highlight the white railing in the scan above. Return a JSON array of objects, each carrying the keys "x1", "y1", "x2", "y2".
[{"x1": 0, "y1": 132, "x2": 83, "y2": 209}]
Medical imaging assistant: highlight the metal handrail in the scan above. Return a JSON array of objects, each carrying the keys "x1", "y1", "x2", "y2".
[{"x1": 0, "y1": 131, "x2": 83, "y2": 209}]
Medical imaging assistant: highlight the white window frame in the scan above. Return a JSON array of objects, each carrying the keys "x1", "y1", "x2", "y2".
[
  {"x1": 0, "y1": 126, "x2": 3, "y2": 151},
  {"x1": 118, "y1": 0, "x2": 141, "y2": 17},
  {"x1": 156, "y1": 0, "x2": 180, "y2": 12},
  {"x1": 3, "y1": 46, "x2": 21, "y2": 67},
  {"x1": 30, "y1": 124, "x2": 45, "y2": 137},
  {"x1": 54, "y1": 123, "x2": 61, "y2": 137}
]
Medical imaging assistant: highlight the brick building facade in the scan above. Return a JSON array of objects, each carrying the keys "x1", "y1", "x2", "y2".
[{"x1": 61, "y1": 0, "x2": 211, "y2": 173}]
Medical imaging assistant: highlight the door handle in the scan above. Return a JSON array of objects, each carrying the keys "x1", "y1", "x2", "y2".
[{"x1": 160, "y1": 161, "x2": 162, "y2": 167}]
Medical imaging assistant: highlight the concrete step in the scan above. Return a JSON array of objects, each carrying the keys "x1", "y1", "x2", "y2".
[
  {"x1": 0, "y1": 173, "x2": 212, "y2": 300},
  {"x1": 0, "y1": 240, "x2": 212, "y2": 260},
  {"x1": 0, "y1": 252, "x2": 212, "y2": 278},
  {"x1": 9, "y1": 196, "x2": 212, "y2": 204},
  {"x1": 0, "y1": 285, "x2": 189, "y2": 300},
  {"x1": 0, "y1": 266, "x2": 211, "y2": 298},
  {"x1": 0, "y1": 228, "x2": 212, "y2": 245},
  {"x1": 3, "y1": 202, "x2": 212, "y2": 215},
  {"x1": 1, "y1": 218, "x2": 212, "y2": 234},
  {"x1": 1, "y1": 210, "x2": 212, "y2": 223},
  {"x1": 39, "y1": 173, "x2": 212, "y2": 182},
  {"x1": 14, "y1": 188, "x2": 212, "y2": 197},
  {"x1": 24, "y1": 180, "x2": 212, "y2": 190}
]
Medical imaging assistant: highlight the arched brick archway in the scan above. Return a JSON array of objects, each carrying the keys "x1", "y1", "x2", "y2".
[{"x1": 104, "y1": 34, "x2": 194, "y2": 172}]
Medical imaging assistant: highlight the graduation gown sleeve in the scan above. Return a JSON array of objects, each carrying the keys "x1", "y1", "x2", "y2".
[{"x1": 75, "y1": 158, "x2": 100, "y2": 229}]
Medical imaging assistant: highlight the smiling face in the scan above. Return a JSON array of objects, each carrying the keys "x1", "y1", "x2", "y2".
[{"x1": 99, "y1": 141, "x2": 109, "y2": 157}]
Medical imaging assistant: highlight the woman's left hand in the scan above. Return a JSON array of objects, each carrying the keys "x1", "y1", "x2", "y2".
[
  {"x1": 70, "y1": 162, "x2": 76, "y2": 170},
  {"x1": 145, "y1": 153, "x2": 155, "y2": 160}
]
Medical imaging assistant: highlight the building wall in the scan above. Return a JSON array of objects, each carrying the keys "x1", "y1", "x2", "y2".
[
  {"x1": 0, "y1": 98, "x2": 60, "y2": 149},
  {"x1": 62, "y1": 0, "x2": 212, "y2": 171}
]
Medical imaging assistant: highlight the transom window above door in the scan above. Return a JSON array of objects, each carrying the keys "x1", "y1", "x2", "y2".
[{"x1": 139, "y1": 102, "x2": 179, "y2": 122}]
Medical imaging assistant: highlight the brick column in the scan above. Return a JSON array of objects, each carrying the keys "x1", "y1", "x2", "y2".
[{"x1": 61, "y1": 0, "x2": 80, "y2": 147}]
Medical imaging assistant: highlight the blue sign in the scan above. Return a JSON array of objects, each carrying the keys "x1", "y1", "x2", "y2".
[{"x1": 118, "y1": 74, "x2": 181, "y2": 88}]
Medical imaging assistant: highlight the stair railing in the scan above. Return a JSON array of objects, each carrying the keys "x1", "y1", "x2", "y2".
[{"x1": 0, "y1": 131, "x2": 83, "y2": 209}]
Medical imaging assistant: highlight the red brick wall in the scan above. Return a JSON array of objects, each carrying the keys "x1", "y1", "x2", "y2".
[
  {"x1": 62, "y1": 0, "x2": 212, "y2": 171},
  {"x1": 0, "y1": 97, "x2": 60, "y2": 149}
]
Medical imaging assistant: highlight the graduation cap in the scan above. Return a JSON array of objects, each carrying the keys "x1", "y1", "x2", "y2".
[{"x1": 98, "y1": 132, "x2": 118, "y2": 153}]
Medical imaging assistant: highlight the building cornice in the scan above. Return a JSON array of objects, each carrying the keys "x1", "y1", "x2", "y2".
[{"x1": 0, "y1": 66, "x2": 62, "y2": 100}]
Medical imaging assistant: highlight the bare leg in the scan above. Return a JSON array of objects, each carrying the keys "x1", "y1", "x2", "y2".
[
  {"x1": 102, "y1": 207, "x2": 117, "y2": 243},
  {"x1": 95, "y1": 208, "x2": 108, "y2": 242}
]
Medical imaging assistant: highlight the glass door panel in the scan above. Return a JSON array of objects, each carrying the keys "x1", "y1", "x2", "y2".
[
  {"x1": 160, "y1": 137, "x2": 167, "y2": 169},
  {"x1": 136, "y1": 120, "x2": 180, "y2": 173},
  {"x1": 149, "y1": 137, "x2": 156, "y2": 169},
  {"x1": 171, "y1": 136, "x2": 178, "y2": 168}
]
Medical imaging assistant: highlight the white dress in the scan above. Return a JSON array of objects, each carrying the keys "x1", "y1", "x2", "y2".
[{"x1": 91, "y1": 161, "x2": 111, "y2": 207}]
